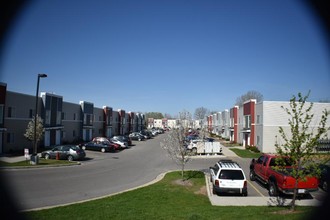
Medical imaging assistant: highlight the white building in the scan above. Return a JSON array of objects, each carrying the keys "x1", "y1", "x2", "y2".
[{"x1": 255, "y1": 101, "x2": 330, "y2": 153}]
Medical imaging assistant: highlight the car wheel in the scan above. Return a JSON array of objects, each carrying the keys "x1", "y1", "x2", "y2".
[
  {"x1": 67, "y1": 155, "x2": 74, "y2": 161},
  {"x1": 249, "y1": 170, "x2": 256, "y2": 181},
  {"x1": 321, "y1": 181, "x2": 328, "y2": 192},
  {"x1": 268, "y1": 181, "x2": 278, "y2": 196},
  {"x1": 82, "y1": 146, "x2": 86, "y2": 150},
  {"x1": 138, "y1": 138, "x2": 141, "y2": 141},
  {"x1": 191, "y1": 148, "x2": 197, "y2": 155},
  {"x1": 101, "y1": 148, "x2": 106, "y2": 153},
  {"x1": 212, "y1": 186, "x2": 217, "y2": 195},
  {"x1": 45, "y1": 154, "x2": 50, "y2": 160}
]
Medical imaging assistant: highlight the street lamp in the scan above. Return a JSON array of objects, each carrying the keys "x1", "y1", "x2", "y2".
[{"x1": 32, "y1": 73, "x2": 47, "y2": 164}]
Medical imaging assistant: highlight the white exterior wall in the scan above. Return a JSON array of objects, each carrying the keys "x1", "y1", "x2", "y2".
[
  {"x1": 153, "y1": 119, "x2": 163, "y2": 128},
  {"x1": 257, "y1": 101, "x2": 330, "y2": 153},
  {"x1": 222, "y1": 109, "x2": 230, "y2": 139},
  {"x1": 237, "y1": 106, "x2": 244, "y2": 145}
]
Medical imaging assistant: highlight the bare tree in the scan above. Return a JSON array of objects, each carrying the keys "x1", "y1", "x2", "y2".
[
  {"x1": 194, "y1": 107, "x2": 209, "y2": 138},
  {"x1": 235, "y1": 90, "x2": 263, "y2": 106},
  {"x1": 274, "y1": 91, "x2": 329, "y2": 211},
  {"x1": 160, "y1": 127, "x2": 191, "y2": 180},
  {"x1": 179, "y1": 109, "x2": 192, "y2": 129},
  {"x1": 160, "y1": 109, "x2": 192, "y2": 180}
]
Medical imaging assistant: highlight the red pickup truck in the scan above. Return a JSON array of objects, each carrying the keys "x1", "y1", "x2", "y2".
[{"x1": 249, "y1": 153, "x2": 319, "y2": 196}]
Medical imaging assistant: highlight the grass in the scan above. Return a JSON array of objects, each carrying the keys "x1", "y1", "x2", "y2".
[
  {"x1": 0, "y1": 158, "x2": 78, "y2": 167},
  {"x1": 24, "y1": 170, "x2": 317, "y2": 220},
  {"x1": 229, "y1": 148, "x2": 262, "y2": 158}
]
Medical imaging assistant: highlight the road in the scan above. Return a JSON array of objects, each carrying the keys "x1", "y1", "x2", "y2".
[
  {"x1": 1, "y1": 134, "x2": 219, "y2": 211},
  {"x1": 1, "y1": 134, "x2": 326, "y2": 211}
]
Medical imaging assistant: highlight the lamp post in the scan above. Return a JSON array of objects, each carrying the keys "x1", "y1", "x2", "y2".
[{"x1": 31, "y1": 73, "x2": 47, "y2": 164}]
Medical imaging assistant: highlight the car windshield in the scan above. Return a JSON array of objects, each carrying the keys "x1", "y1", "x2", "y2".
[
  {"x1": 219, "y1": 170, "x2": 244, "y2": 180},
  {"x1": 70, "y1": 146, "x2": 80, "y2": 150}
]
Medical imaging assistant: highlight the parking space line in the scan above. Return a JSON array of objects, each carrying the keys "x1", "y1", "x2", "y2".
[{"x1": 247, "y1": 180, "x2": 265, "y2": 197}]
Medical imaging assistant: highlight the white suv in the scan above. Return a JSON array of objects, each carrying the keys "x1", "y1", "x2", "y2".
[{"x1": 209, "y1": 159, "x2": 248, "y2": 196}]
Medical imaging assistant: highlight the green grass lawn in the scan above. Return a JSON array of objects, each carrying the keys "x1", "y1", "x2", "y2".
[
  {"x1": 24, "y1": 171, "x2": 317, "y2": 220},
  {"x1": 229, "y1": 148, "x2": 262, "y2": 158}
]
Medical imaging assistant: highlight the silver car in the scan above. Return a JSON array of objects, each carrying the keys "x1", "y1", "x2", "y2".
[{"x1": 41, "y1": 145, "x2": 86, "y2": 161}]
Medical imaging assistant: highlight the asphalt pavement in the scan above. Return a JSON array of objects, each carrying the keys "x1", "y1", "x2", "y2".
[{"x1": 0, "y1": 144, "x2": 327, "y2": 208}]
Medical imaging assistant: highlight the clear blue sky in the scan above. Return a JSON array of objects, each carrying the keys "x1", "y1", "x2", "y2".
[{"x1": 1, "y1": 0, "x2": 329, "y2": 118}]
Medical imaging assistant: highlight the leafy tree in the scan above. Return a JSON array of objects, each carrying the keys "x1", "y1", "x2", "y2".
[
  {"x1": 235, "y1": 90, "x2": 263, "y2": 106},
  {"x1": 24, "y1": 115, "x2": 44, "y2": 153},
  {"x1": 274, "y1": 91, "x2": 329, "y2": 211},
  {"x1": 145, "y1": 112, "x2": 164, "y2": 119}
]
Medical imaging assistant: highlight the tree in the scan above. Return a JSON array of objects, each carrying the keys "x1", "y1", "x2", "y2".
[
  {"x1": 194, "y1": 107, "x2": 209, "y2": 138},
  {"x1": 24, "y1": 116, "x2": 44, "y2": 151},
  {"x1": 235, "y1": 90, "x2": 263, "y2": 106},
  {"x1": 160, "y1": 109, "x2": 192, "y2": 180},
  {"x1": 145, "y1": 112, "x2": 164, "y2": 119},
  {"x1": 274, "y1": 91, "x2": 329, "y2": 211}
]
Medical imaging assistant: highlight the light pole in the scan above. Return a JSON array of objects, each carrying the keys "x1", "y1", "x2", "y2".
[{"x1": 32, "y1": 73, "x2": 47, "y2": 164}]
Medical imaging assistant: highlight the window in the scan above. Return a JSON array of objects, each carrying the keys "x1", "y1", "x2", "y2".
[
  {"x1": 7, "y1": 106, "x2": 15, "y2": 118},
  {"x1": 57, "y1": 111, "x2": 61, "y2": 124},
  {"x1": 257, "y1": 115, "x2": 260, "y2": 124},
  {"x1": 61, "y1": 112, "x2": 65, "y2": 120},
  {"x1": 219, "y1": 170, "x2": 244, "y2": 180},
  {"x1": 257, "y1": 136, "x2": 260, "y2": 145},
  {"x1": 29, "y1": 109, "x2": 33, "y2": 118},
  {"x1": 73, "y1": 113, "x2": 76, "y2": 120},
  {"x1": 244, "y1": 115, "x2": 251, "y2": 129},
  {"x1": 0, "y1": 105, "x2": 3, "y2": 123},
  {"x1": 6, "y1": 133, "x2": 14, "y2": 144},
  {"x1": 45, "y1": 110, "x2": 51, "y2": 125}
]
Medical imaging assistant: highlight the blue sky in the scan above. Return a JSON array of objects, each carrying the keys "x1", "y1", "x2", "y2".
[{"x1": 1, "y1": 0, "x2": 329, "y2": 118}]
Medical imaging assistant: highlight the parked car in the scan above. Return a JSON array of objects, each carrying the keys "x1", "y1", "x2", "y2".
[
  {"x1": 112, "y1": 135, "x2": 131, "y2": 146},
  {"x1": 319, "y1": 163, "x2": 330, "y2": 192},
  {"x1": 123, "y1": 135, "x2": 132, "y2": 146},
  {"x1": 129, "y1": 132, "x2": 145, "y2": 141},
  {"x1": 139, "y1": 130, "x2": 152, "y2": 139},
  {"x1": 209, "y1": 159, "x2": 248, "y2": 196},
  {"x1": 41, "y1": 145, "x2": 86, "y2": 161},
  {"x1": 81, "y1": 141, "x2": 119, "y2": 153},
  {"x1": 92, "y1": 137, "x2": 121, "y2": 151},
  {"x1": 110, "y1": 137, "x2": 128, "y2": 149}
]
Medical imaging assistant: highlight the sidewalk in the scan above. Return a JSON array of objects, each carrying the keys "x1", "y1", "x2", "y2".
[{"x1": 0, "y1": 155, "x2": 27, "y2": 163}]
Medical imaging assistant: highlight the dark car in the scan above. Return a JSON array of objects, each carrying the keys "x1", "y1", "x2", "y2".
[
  {"x1": 41, "y1": 145, "x2": 86, "y2": 161},
  {"x1": 319, "y1": 163, "x2": 330, "y2": 192},
  {"x1": 82, "y1": 140, "x2": 120, "y2": 152},
  {"x1": 129, "y1": 132, "x2": 145, "y2": 141}
]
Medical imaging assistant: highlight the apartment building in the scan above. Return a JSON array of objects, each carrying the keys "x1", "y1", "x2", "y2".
[
  {"x1": 213, "y1": 99, "x2": 330, "y2": 153},
  {"x1": 0, "y1": 83, "x2": 145, "y2": 154},
  {"x1": 255, "y1": 101, "x2": 330, "y2": 153}
]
